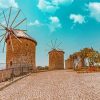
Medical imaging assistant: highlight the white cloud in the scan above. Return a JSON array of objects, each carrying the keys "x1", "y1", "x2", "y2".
[
  {"x1": 0, "y1": 0, "x2": 18, "y2": 8},
  {"x1": 49, "y1": 16, "x2": 62, "y2": 32},
  {"x1": 37, "y1": 0, "x2": 73, "y2": 13},
  {"x1": 52, "y1": 0, "x2": 73, "y2": 6},
  {"x1": 28, "y1": 20, "x2": 43, "y2": 26},
  {"x1": 87, "y1": 2, "x2": 100, "y2": 22},
  {"x1": 70, "y1": 14, "x2": 85, "y2": 24},
  {"x1": 37, "y1": 0, "x2": 58, "y2": 13},
  {"x1": 28, "y1": 17, "x2": 62, "y2": 32}
]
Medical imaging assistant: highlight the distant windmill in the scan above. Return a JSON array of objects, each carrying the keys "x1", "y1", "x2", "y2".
[
  {"x1": 48, "y1": 39, "x2": 64, "y2": 70},
  {"x1": 0, "y1": 7, "x2": 37, "y2": 72},
  {"x1": 0, "y1": 7, "x2": 27, "y2": 52}
]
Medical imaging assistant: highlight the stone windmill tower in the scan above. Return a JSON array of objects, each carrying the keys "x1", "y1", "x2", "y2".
[
  {"x1": 0, "y1": 7, "x2": 37, "y2": 71},
  {"x1": 48, "y1": 40, "x2": 64, "y2": 70}
]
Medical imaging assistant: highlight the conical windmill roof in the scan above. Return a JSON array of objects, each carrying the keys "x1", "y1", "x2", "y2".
[{"x1": 12, "y1": 29, "x2": 37, "y2": 45}]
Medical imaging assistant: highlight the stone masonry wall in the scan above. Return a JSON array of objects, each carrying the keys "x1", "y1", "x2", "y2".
[
  {"x1": 65, "y1": 59, "x2": 74, "y2": 69},
  {"x1": 6, "y1": 34, "x2": 37, "y2": 72},
  {"x1": 49, "y1": 50, "x2": 64, "y2": 70}
]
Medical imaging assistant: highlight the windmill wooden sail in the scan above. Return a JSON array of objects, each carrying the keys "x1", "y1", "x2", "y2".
[{"x1": 0, "y1": 7, "x2": 37, "y2": 72}]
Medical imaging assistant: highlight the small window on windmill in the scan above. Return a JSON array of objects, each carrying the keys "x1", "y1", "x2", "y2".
[{"x1": 10, "y1": 61, "x2": 12, "y2": 66}]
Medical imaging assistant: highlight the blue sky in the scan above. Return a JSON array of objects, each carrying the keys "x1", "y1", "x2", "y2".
[{"x1": 0, "y1": 0, "x2": 100, "y2": 67}]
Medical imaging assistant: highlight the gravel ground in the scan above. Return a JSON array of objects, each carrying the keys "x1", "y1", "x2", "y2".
[{"x1": 0, "y1": 70, "x2": 100, "y2": 100}]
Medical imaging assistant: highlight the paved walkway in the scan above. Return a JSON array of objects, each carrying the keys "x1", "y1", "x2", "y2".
[{"x1": 0, "y1": 70, "x2": 100, "y2": 100}]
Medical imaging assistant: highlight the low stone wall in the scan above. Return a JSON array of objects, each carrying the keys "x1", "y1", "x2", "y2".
[
  {"x1": 0, "y1": 67, "x2": 31, "y2": 83},
  {"x1": 0, "y1": 69, "x2": 12, "y2": 82}
]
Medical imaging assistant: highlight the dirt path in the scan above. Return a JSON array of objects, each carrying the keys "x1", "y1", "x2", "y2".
[{"x1": 0, "y1": 70, "x2": 100, "y2": 100}]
